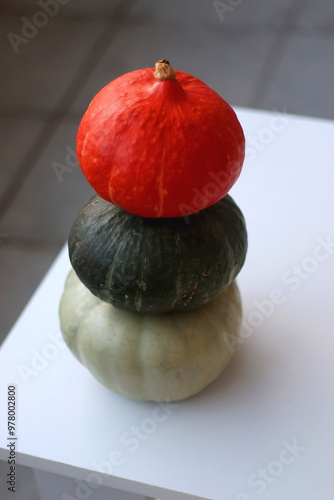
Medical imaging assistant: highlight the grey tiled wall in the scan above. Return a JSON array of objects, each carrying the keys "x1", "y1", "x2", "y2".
[{"x1": 1, "y1": 0, "x2": 334, "y2": 345}]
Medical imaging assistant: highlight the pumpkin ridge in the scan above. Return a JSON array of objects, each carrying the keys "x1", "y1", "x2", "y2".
[
  {"x1": 168, "y1": 232, "x2": 185, "y2": 311},
  {"x1": 151, "y1": 90, "x2": 190, "y2": 217}
]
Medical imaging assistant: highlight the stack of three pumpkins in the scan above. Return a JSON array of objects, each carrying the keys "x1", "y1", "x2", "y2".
[{"x1": 59, "y1": 60, "x2": 247, "y2": 402}]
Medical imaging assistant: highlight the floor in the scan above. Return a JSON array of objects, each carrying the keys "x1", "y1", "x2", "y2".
[{"x1": 0, "y1": 1, "x2": 333, "y2": 496}]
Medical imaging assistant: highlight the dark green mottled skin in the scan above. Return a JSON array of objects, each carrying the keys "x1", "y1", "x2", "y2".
[{"x1": 68, "y1": 195, "x2": 247, "y2": 313}]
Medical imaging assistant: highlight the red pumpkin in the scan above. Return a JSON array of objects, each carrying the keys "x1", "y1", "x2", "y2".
[{"x1": 77, "y1": 60, "x2": 245, "y2": 218}]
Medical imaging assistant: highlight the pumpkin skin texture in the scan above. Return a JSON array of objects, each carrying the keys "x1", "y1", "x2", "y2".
[
  {"x1": 59, "y1": 270, "x2": 242, "y2": 402},
  {"x1": 68, "y1": 194, "x2": 247, "y2": 314},
  {"x1": 76, "y1": 60, "x2": 245, "y2": 218}
]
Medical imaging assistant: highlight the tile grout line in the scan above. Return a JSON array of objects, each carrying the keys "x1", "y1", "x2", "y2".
[
  {"x1": 0, "y1": 105, "x2": 83, "y2": 123},
  {"x1": 246, "y1": 0, "x2": 309, "y2": 110},
  {"x1": 0, "y1": 0, "x2": 139, "y2": 222},
  {"x1": 0, "y1": 233, "x2": 63, "y2": 250}
]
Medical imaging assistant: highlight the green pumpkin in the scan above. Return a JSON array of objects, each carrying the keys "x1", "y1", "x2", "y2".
[
  {"x1": 59, "y1": 270, "x2": 242, "y2": 402},
  {"x1": 68, "y1": 194, "x2": 247, "y2": 313}
]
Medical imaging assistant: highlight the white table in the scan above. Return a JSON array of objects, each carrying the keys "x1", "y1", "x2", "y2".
[{"x1": 1, "y1": 108, "x2": 334, "y2": 500}]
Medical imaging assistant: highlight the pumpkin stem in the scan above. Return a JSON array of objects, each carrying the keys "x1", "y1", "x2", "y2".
[{"x1": 154, "y1": 59, "x2": 176, "y2": 81}]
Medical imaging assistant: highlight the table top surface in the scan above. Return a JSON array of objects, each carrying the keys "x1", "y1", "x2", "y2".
[{"x1": 1, "y1": 108, "x2": 334, "y2": 500}]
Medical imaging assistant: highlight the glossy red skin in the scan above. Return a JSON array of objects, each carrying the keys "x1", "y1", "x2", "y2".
[{"x1": 77, "y1": 68, "x2": 245, "y2": 218}]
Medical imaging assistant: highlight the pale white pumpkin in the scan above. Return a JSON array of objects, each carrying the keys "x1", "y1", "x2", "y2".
[{"x1": 59, "y1": 270, "x2": 242, "y2": 402}]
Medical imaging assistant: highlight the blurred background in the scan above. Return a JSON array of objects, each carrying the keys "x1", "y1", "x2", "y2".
[{"x1": 0, "y1": 1, "x2": 333, "y2": 497}]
